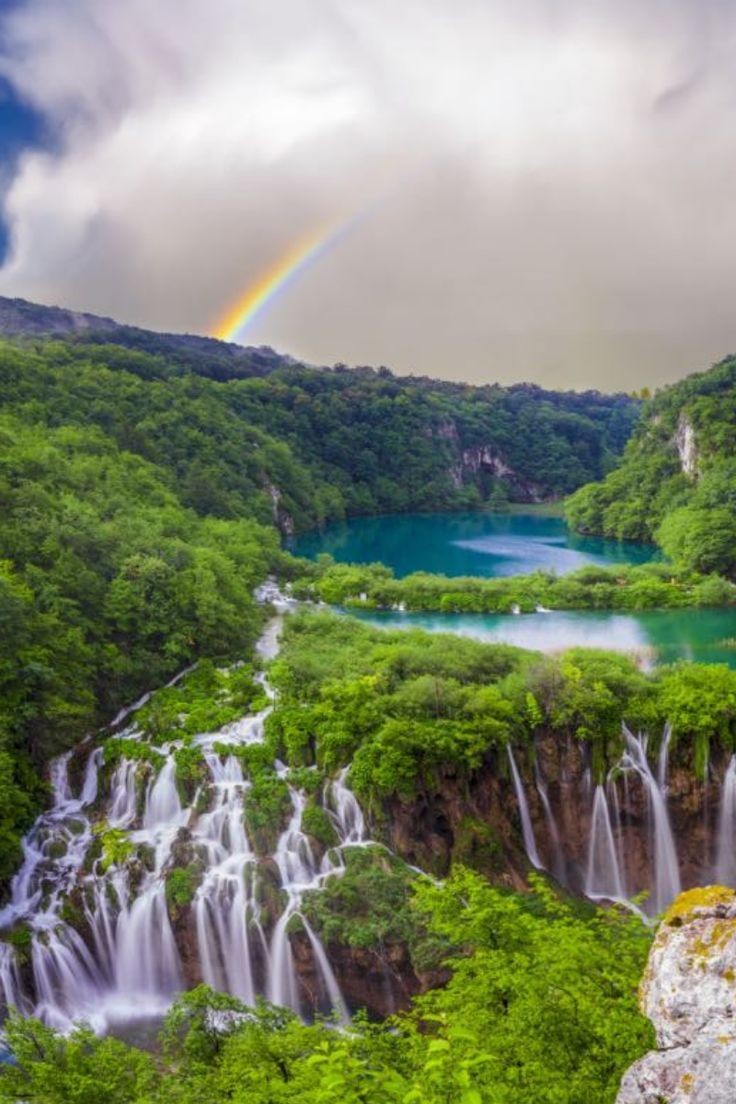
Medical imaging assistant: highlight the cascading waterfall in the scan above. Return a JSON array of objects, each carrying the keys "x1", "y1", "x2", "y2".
[
  {"x1": 715, "y1": 756, "x2": 736, "y2": 885},
  {"x1": 584, "y1": 785, "x2": 626, "y2": 904},
  {"x1": 507, "y1": 746, "x2": 543, "y2": 870},
  {"x1": 0, "y1": 611, "x2": 369, "y2": 1032},
  {"x1": 619, "y1": 727, "x2": 681, "y2": 913},
  {"x1": 535, "y1": 765, "x2": 565, "y2": 883},
  {"x1": 529, "y1": 725, "x2": 690, "y2": 917}
]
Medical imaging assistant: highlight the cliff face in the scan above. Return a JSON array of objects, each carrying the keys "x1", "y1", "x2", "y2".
[
  {"x1": 377, "y1": 735, "x2": 731, "y2": 906},
  {"x1": 617, "y1": 887, "x2": 736, "y2": 1104},
  {"x1": 674, "y1": 413, "x2": 699, "y2": 479}
]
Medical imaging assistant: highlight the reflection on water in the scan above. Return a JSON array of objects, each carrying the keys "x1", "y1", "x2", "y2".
[
  {"x1": 291, "y1": 511, "x2": 660, "y2": 579},
  {"x1": 346, "y1": 608, "x2": 736, "y2": 669}
]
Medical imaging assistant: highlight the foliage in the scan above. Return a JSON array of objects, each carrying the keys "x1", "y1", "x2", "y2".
[
  {"x1": 288, "y1": 557, "x2": 736, "y2": 613},
  {"x1": 135, "y1": 661, "x2": 267, "y2": 743},
  {"x1": 92, "y1": 823, "x2": 133, "y2": 872},
  {"x1": 300, "y1": 803, "x2": 338, "y2": 848},
  {"x1": 0, "y1": 874, "x2": 654, "y2": 1104},
  {"x1": 268, "y1": 611, "x2": 736, "y2": 803},
  {"x1": 302, "y1": 845, "x2": 446, "y2": 971},
  {"x1": 566, "y1": 355, "x2": 736, "y2": 578},
  {"x1": 243, "y1": 771, "x2": 291, "y2": 855},
  {"x1": 173, "y1": 744, "x2": 208, "y2": 801},
  {"x1": 166, "y1": 864, "x2": 201, "y2": 914}
]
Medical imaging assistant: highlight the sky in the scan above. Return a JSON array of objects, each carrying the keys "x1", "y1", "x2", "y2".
[{"x1": 0, "y1": 0, "x2": 735, "y2": 391}]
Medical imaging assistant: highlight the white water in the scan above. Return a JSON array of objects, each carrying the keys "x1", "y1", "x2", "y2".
[
  {"x1": 0, "y1": 613, "x2": 371, "y2": 1032},
  {"x1": 715, "y1": 756, "x2": 736, "y2": 885},
  {"x1": 507, "y1": 746, "x2": 543, "y2": 870},
  {"x1": 585, "y1": 785, "x2": 627, "y2": 904},
  {"x1": 619, "y1": 727, "x2": 681, "y2": 914},
  {"x1": 524, "y1": 725, "x2": 691, "y2": 917}
]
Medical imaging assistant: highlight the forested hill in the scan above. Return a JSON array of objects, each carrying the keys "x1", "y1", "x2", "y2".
[
  {"x1": 566, "y1": 354, "x2": 736, "y2": 576},
  {"x1": 0, "y1": 295, "x2": 639, "y2": 515}
]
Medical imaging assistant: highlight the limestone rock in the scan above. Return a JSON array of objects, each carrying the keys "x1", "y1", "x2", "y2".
[{"x1": 617, "y1": 886, "x2": 736, "y2": 1104}]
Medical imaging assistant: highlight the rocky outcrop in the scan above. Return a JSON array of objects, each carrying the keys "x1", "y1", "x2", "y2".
[
  {"x1": 378, "y1": 736, "x2": 733, "y2": 900},
  {"x1": 290, "y1": 932, "x2": 446, "y2": 1019},
  {"x1": 453, "y1": 443, "x2": 549, "y2": 502},
  {"x1": 265, "y1": 481, "x2": 295, "y2": 536},
  {"x1": 617, "y1": 887, "x2": 736, "y2": 1103},
  {"x1": 674, "y1": 413, "x2": 698, "y2": 478}
]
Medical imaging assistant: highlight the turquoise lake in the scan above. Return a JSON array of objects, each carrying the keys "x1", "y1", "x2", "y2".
[
  {"x1": 291, "y1": 512, "x2": 736, "y2": 666},
  {"x1": 291, "y1": 511, "x2": 659, "y2": 578}
]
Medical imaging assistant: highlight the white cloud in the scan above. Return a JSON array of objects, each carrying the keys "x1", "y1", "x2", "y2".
[{"x1": 1, "y1": 0, "x2": 735, "y2": 389}]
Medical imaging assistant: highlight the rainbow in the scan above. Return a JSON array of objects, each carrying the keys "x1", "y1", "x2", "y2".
[{"x1": 213, "y1": 219, "x2": 351, "y2": 343}]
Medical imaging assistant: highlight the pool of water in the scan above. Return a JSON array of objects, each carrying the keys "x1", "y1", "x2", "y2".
[
  {"x1": 346, "y1": 607, "x2": 736, "y2": 668},
  {"x1": 291, "y1": 511, "x2": 660, "y2": 578}
]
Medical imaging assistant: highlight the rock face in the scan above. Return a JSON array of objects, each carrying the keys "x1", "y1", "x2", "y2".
[
  {"x1": 617, "y1": 887, "x2": 736, "y2": 1104},
  {"x1": 675, "y1": 413, "x2": 698, "y2": 478},
  {"x1": 379, "y1": 737, "x2": 732, "y2": 902}
]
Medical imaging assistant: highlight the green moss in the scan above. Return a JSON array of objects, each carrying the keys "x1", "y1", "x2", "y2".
[
  {"x1": 244, "y1": 772, "x2": 291, "y2": 855},
  {"x1": 92, "y1": 823, "x2": 133, "y2": 872},
  {"x1": 165, "y1": 865, "x2": 201, "y2": 915},
  {"x1": 664, "y1": 886, "x2": 736, "y2": 926},
  {"x1": 300, "y1": 804, "x2": 338, "y2": 849}
]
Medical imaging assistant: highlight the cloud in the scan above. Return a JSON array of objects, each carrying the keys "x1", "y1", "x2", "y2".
[{"x1": 0, "y1": 0, "x2": 735, "y2": 389}]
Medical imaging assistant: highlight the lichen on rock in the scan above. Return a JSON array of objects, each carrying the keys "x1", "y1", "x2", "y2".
[{"x1": 617, "y1": 885, "x2": 736, "y2": 1103}]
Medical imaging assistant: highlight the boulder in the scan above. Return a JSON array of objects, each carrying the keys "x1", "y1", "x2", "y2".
[{"x1": 617, "y1": 886, "x2": 736, "y2": 1104}]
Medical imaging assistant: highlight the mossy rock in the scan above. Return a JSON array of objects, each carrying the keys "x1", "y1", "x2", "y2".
[
  {"x1": 452, "y1": 816, "x2": 504, "y2": 873},
  {"x1": 665, "y1": 886, "x2": 736, "y2": 927},
  {"x1": 301, "y1": 803, "x2": 338, "y2": 851}
]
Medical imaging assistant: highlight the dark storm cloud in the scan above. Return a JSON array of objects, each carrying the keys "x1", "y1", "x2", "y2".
[{"x1": 0, "y1": 0, "x2": 734, "y2": 390}]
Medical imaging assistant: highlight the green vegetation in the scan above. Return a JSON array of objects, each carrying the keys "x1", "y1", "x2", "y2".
[
  {"x1": 92, "y1": 823, "x2": 133, "y2": 872},
  {"x1": 302, "y1": 845, "x2": 445, "y2": 971},
  {"x1": 300, "y1": 803, "x2": 338, "y2": 849},
  {"x1": 0, "y1": 870, "x2": 653, "y2": 1104},
  {"x1": 244, "y1": 771, "x2": 292, "y2": 855},
  {"x1": 289, "y1": 557, "x2": 736, "y2": 613},
  {"x1": 567, "y1": 354, "x2": 736, "y2": 577},
  {"x1": 268, "y1": 611, "x2": 736, "y2": 803},
  {"x1": 165, "y1": 865, "x2": 201, "y2": 915},
  {"x1": 135, "y1": 661, "x2": 268, "y2": 742}
]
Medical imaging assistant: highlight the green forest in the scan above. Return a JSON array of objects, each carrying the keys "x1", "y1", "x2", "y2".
[
  {"x1": 286, "y1": 557, "x2": 736, "y2": 613},
  {"x1": 566, "y1": 354, "x2": 736, "y2": 576}
]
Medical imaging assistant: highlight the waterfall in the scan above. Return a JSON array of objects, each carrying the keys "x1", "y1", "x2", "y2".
[
  {"x1": 585, "y1": 785, "x2": 626, "y2": 903},
  {"x1": 715, "y1": 756, "x2": 736, "y2": 886},
  {"x1": 507, "y1": 746, "x2": 543, "y2": 870},
  {"x1": 657, "y1": 724, "x2": 673, "y2": 792},
  {"x1": 535, "y1": 765, "x2": 565, "y2": 882},
  {"x1": 0, "y1": 615, "x2": 381, "y2": 1032},
  {"x1": 620, "y1": 727, "x2": 681, "y2": 914}
]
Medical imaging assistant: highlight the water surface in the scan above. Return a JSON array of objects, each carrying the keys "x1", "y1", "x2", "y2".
[
  {"x1": 347, "y1": 607, "x2": 736, "y2": 668},
  {"x1": 292, "y1": 511, "x2": 659, "y2": 578}
]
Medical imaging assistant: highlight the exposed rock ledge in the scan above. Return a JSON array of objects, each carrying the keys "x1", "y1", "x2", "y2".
[{"x1": 617, "y1": 886, "x2": 736, "y2": 1104}]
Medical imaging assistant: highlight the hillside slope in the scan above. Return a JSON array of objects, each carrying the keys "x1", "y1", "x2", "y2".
[
  {"x1": 0, "y1": 295, "x2": 639, "y2": 516},
  {"x1": 566, "y1": 354, "x2": 736, "y2": 575}
]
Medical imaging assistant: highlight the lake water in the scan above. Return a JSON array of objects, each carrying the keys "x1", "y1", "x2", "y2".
[
  {"x1": 293, "y1": 512, "x2": 736, "y2": 666},
  {"x1": 291, "y1": 511, "x2": 659, "y2": 578},
  {"x1": 345, "y1": 607, "x2": 736, "y2": 668}
]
